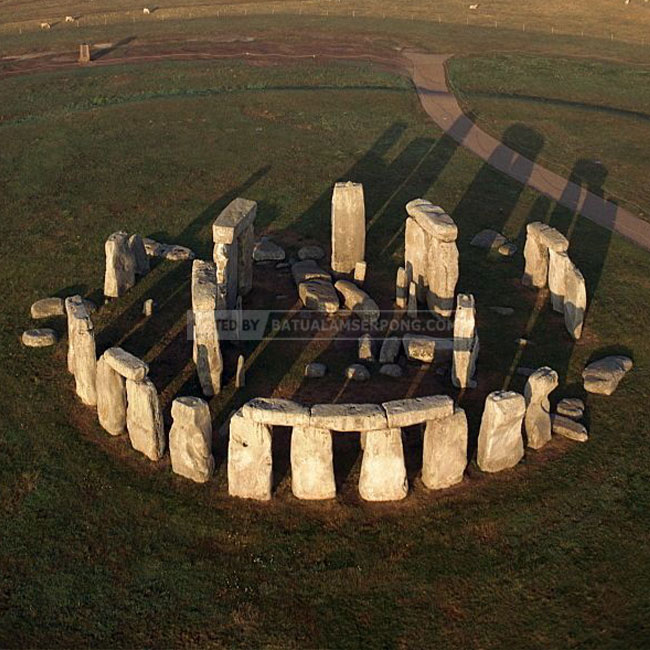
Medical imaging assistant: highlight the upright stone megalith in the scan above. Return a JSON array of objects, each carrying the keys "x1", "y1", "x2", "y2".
[
  {"x1": 331, "y1": 181, "x2": 365, "y2": 274},
  {"x1": 422, "y1": 408, "x2": 468, "y2": 490},
  {"x1": 169, "y1": 396, "x2": 215, "y2": 483},
  {"x1": 96, "y1": 355, "x2": 126, "y2": 435},
  {"x1": 65, "y1": 295, "x2": 97, "y2": 406},
  {"x1": 191, "y1": 260, "x2": 223, "y2": 396},
  {"x1": 522, "y1": 222, "x2": 568, "y2": 289},
  {"x1": 228, "y1": 409, "x2": 273, "y2": 501},
  {"x1": 451, "y1": 293, "x2": 479, "y2": 389},
  {"x1": 477, "y1": 391, "x2": 526, "y2": 473},
  {"x1": 359, "y1": 427, "x2": 408, "y2": 502},
  {"x1": 524, "y1": 366, "x2": 558, "y2": 450},
  {"x1": 128, "y1": 233, "x2": 150, "y2": 277},
  {"x1": 290, "y1": 426, "x2": 336, "y2": 500},
  {"x1": 104, "y1": 231, "x2": 136, "y2": 298},
  {"x1": 125, "y1": 377, "x2": 165, "y2": 461},
  {"x1": 564, "y1": 260, "x2": 587, "y2": 340}
]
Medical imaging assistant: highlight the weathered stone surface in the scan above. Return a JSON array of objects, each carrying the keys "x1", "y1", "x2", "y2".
[
  {"x1": 65, "y1": 296, "x2": 97, "y2": 406},
  {"x1": 359, "y1": 428, "x2": 408, "y2": 502},
  {"x1": 407, "y1": 281, "x2": 418, "y2": 318},
  {"x1": 557, "y1": 398, "x2": 585, "y2": 419},
  {"x1": 345, "y1": 364, "x2": 370, "y2": 381},
  {"x1": 125, "y1": 378, "x2": 165, "y2": 461},
  {"x1": 290, "y1": 426, "x2": 336, "y2": 500},
  {"x1": 498, "y1": 242, "x2": 517, "y2": 257},
  {"x1": 212, "y1": 197, "x2": 257, "y2": 245},
  {"x1": 422, "y1": 408, "x2": 468, "y2": 490},
  {"x1": 237, "y1": 224, "x2": 255, "y2": 296},
  {"x1": 426, "y1": 238, "x2": 458, "y2": 317},
  {"x1": 552, "y1": 415, "x2": 588, "y2": 442},
  {"x1": 539, "y1": 226, "x2": 569, "y2": 253},
  {"x1": 170, "y1": 396, "x2": 214, "y2": 483},
  {"x1": 395, "y1": 266, "x2": 408, "y2": 309},
  {"x1": 242, "y1": 398, "x2": 310, "y2": 427},
  {"x1": 404, "y1": 217, "x2": 428, "y2": 301},
  {"x1": 470, "y1": 229, "x2": 507, "y2": 250},
  {"x1": 21, "y1": 328, "x2": 58, "y2": 347},
  {"x1": 235, "y1": 354, "x2": 245, "y2": 388},
  {"x1": 524, "y1": 366, "x2": 558, "y2": 450},
  {"x1": 403, "y1": 333, "x2": 436, "y2": 363},
  {"x1": 128, "y1": 234, "x2": 150, "y2": 276},
  {"x1": 379, "y1": 363, "x2": 402, "y2": 378},
  {"x1": 522, "y1": 222, "x2": 549, "y2": 288},
  {"x1": 548, "y1": 249, "x2": 569, "y2": 313},
  {"x1": 451, "y1": 293, "x2": 479, "y2": 389},
  {"x1": 292, "y1": 260, "x2": 331, "y2": 285},
  {"x1": 331, "y1": 181, "x2": 365, "y2": 274},
  {"x1": 104, "y1": 347, "x2": 149, "y2": 381},
  {"x1": 379, "y1": 337, "x2": 401, "y2": 364},
  {"x1": 30, "y1": 297, "x2": 64, "y2": 319},
  {"x1": 228, "y1": 410, "x2": 272, "y2": 500},
  {"x1": 253, "y1": 237, "x2": 285, "y2": 262},
  {"x1": 335, "y1": 280, "x2": 379, "y2": 322},
  {"x1": 305, "y1": 362, "x2": 327, "y2": 378},
  {"x1": 383, "y1": 395, "x2": 454, "y2": 428},
  {"x1": 104, "y1": 231, "x2": 136, "y2": 298},
  {"x1": 310, "y1": 403, "x2": 387, "y2": 432},
  {"x1": 564, "y1": 260, "x2": 587, "y2": 340},
  {"x1": 213, "y1": 241, "x2": 238, "y2": 310},
  {"x1": 477, "y1": 391, "x2": 526, "y2": 472},
  {"x1": 162, "y1": 244, "x2": 195, "y2": 261},
  {"x1": 298, "y1": 279, "x2": 339, "y2": 313},
  {"x1": 354, "y1": 261, "x2": 367, "y2": 285},
  {"x1": 358, "y1": 333, "x2": 375, "y2": 361},
  {"x1": 582, "y1": 356, "x2": 633, "y2": 395},
  {"x1": 142, "y1": 237, "x2": 164, "y2": 256},
  {"x1": 406, "y1": 199, "x2": 457, "y2": 242},
  {"x1": 298, "y1": 245, "x2": 325, "y2": 261},
  {"x1": 96, "y1": 355, "x2": 126, "y2": 436}
]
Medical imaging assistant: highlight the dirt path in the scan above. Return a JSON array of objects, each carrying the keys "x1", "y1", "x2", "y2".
[{"x1": 3, "y1": 39, "x2": 650, "y2": 251}]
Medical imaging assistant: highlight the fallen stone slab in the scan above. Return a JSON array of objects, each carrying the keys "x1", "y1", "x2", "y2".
[
  {"x1": 556, "y1": 398, "x2": 585, "y2": 420},
  {"x1": 379, "y1": 363, "x2": 403, "y2": 378},
  {"x1": 334, "y1": 280, "x2": 380, "y2": 322},
  {"x1": 310, "y1": 403, "x2": 387, "y2": 432},
  {"x1": 383, "y1": 395, "x2": 454, "y2": 428},
  {"x1": 162, "y1": 244, "x2": 195, "y2": 261},
  {"x1": 305, "y1": 362, "x2": 327, "y2": 378},
  {"x1": 290, "y1": 426, "x2": 336, "y2": 500},
  {"x1": 345, "y1": 364, "x2": 370, "y2": 381},
  {"x1": 359, "y1": 427, "x2": 408, "y2": 502},
  {"x1": 298, "y1": 245, "x2": 325, "y2": 261},
  {"x1": 298, "y1": 279, "x2": 339, "y2": 313},
  {"x1": 96, "y1": 355, "x2": 126, "y2": 436},
  {"x1": 30, "y1": 297, "x2": 65, "y2": 319},
  {"x1": 406, "y1": 198, "x2": 457, "y2": 242},
  {"x1": 22, "y1": 328, "x2": 58, "y2": 347},
  {"x1": 552, "y1": 414, "x2": 588, "y2": 442},
  {"x1": 403, "y1": 333, "x2": 436, "y2": 363},
  {"x1": 395, "y1": 266, "x2": 408, "y2": 309},
  {"x1": 242, "y1": 397, "x2": 310, "y2": 427},
  {"x1": 422, "y1": 408, "x2": 468, "y2": 490},
  {"x1": 582, "y1": 355, "x2": 633, "y2": 395},
  {"x1": 524, "y1": 366, "x2": 558, "y2": 450},
  {"x1": 379, "y1": 337, "x2": 401, "y2": 364},
  {"x1": 125, "y1": 378, "x2": 165, "y2": 461},
  {"x1": 104, "y1": 347, "x2": 149, "y2": 381},
  {"x1": 253, "y1": 237, "x2": 285, "y2": 262},
  {"x1": 470, "y1": 229, "x2": 507, "y2": 250},
  {"x1": 291, "y1": 260, "x2": 331, "y2": 285}
]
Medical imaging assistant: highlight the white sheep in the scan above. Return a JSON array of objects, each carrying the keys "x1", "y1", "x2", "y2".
[
  {"x1": 469, "y1": 3, "x2": 480, "y2": 9},
  {"x1": 142, "y1": 7, "x2": 151, "y2": 14},
  {"x1": 65, "y1": 15, "x2": 75, "y2": 22},
  {"x1": 40, "y1": 22, "x2": 51, "y2": 29}
]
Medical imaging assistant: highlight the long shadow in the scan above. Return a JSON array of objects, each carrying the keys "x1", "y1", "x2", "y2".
[{"x1": 92, "y1": 36, "x2": 138, "y2": 61}]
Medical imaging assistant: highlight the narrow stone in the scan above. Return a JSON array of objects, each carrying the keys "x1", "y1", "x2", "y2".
[
  {"x1": 353, "y1": 261, "x2": 367, "y2": 285},
  {"x1": 358, "y1": 333, "x2": 375, "y2": 361},
  {"x1": 451, "y1": 293, "x2": 479, "y2": 389},
  {"x1": 142, "y1": 298, "x2": 154, "y2": 317},
  {"x1": 395, "y1": 266, "x2": 408, "y2": 309},
  {"x1": 235, "y1": 354, "x2": 245, "y2": 388},
  {"x1": 522, "y1": 222, "x2": 550, "y2": 288},
  {"x1": 379, "y1": 363, "x2": 402, "y2": 378},
  {"x1": 290, "y1": 426, "x2": 336, "y2": 500},
  {"x1": 125, "y1": 377, "x2": 165, "y2": 461},
  {"x1": 524, "y1": 366, "x2": 558, "y2": 449},
  {"x1": 564, "y1": 260, "x2": 587, "y2": 340},
  {"x1": 422, "y1": 408, "x2": 468, "y2": 489},
  {"x1": 407, "y1": 281, "x2": 418, "y2": 318},
  {"x1": 237, "y1": 224, "x2": 255, "y2": 296},
  {"x1": 65, "y1": 296, "x2": 97, "y2": 406},
  {"x1": 426, "y1": 238, "x2": 458, "y2": 318},
  {"x1": 548, "y1": 249, "x2": 569, "y2": 313},
  {"x1": 331, "y1": 181, "x2": 365, "y2": 274},
  {"x1": 96, "y1": 355, "x2": 126, "y2": 436},
  {"x1": 104, "y1": 231, "x2": 136, "y2": 298},
  {"x1": 359, "y1": 428, "x2": 408, "y2": 502},
  {"x1": 128, "y1": 233, "x2": 150, "y2": 276},
  {"x1": 404, "y1": 217, "x2": 428, "y2": 301},
  {"x1": 379, "y1": 337, "x2": 401, "y2": 364}
]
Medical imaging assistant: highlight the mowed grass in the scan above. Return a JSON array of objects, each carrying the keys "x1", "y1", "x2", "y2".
[
  {"x1": 448, "y1": 54, "x2": 650, "y2": 219},
  {"x1": 1, "y1": 60, "x2": 650, "y2": 647}
]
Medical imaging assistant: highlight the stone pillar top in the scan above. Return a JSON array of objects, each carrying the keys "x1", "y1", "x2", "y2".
[{"x1": 212, "y1": 198, "x2": 257, "y2": 244}]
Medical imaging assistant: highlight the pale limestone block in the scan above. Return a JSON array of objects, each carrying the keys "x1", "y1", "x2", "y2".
[
  {"x1": 331, "y1": 181, "x2": 365, "y2": 274},
  {"x1": 422, "y1": 408, "x2": 468, "y2": 489},
  {"x1": 30, "y1": 297, "x2": 64, "y2": 319},
  {"x1": 212, "y1": 240, "x2": 239, "y2": 310},
  {"x1": 298, "y1": 280, "x2": 339, "y2": 313},
  {"x1": 551, "y1": 415, "x2": 588, "y2": 442},
  {"x1": 170, "y1": 396, "x2": 214, "y2": 483},
  {"x1": 402, "y1": 333, "x2": 436, "y2": 363},
  {"x1": 235, "y1": 354, "x2": 245, "y2": 388},
  {"x1": 103, "y1": 347, "x2": 149, "y2": 381},
  {"x1": 404, "y1": 217, "x2": 429, "y2": 301},
  {"x1": 334, "y1": 280, "x2": 379, "y2": 322},
  {"x1": 451, "y1": 293, "x2": 479, "y2": 389},
  {"x1": 125, "y1": 377, "x2": 165, "y2": 461},
  {"x1": 406, "y1": 199, "x2": 457, "y2": 242},
  {"x1": 128, "y1": 233, "x2": 150, "y2": 276},
  {"x1": 426, "y1": 238, "x2": 458, "y2": 317},
  {"x1": 359, "y1": 428, "x2": 408, "y2": 502},
  {"x1": 522, "y1": 222, "x2": 549, "y2": 288},
  {"x1": 65, "y1": 296, "x2": 97, "y2": 406},
  {"x1": 524, "y1": 366, "x2": 559, "y2": 449},
  {"x1": 548, "y1": 249, "x2": 570, "y2": 313},
  {"x1": 242, "y1": 398, "x2": 310, "y2": 427},
  {"x1": 564, "y1": 260, "x2": 587, "y2": 340},
  {"x1": 407, "y1": 281, "x2": 418, "y2": 318},
  {"x1": 358, "y1": 333, "x2": 375, "y2": 361},
  {"x1": 104, "y1": 231, "x2": 136, "y2": 298},
  {"x1": 382, "y1": 395, "x2": 454, "y2": 428},
  {"x1": 395, "y1": 266, "x2": 408, "y2": 309},
  {"x1": 21, "y1": 329, "x2": 57, "y2": 347},
  {"x1": 290, "y1": 426, "x2": 336, "y2": 500},
  {"x1": 582, "y1": 356, "x2": 633, "y2": 395},
  {"x1": 212, "y1": 197, "x2": 257, "y2": 245},
  {"x1": 354, "y1": 261, "x2": 367, "y2": 285},
  {"x1": 309, "y1": 403, "x2": 387, "y2": 432},
  {"x1": 96, "y1": 355, "x2": 126, "y2": 436}
]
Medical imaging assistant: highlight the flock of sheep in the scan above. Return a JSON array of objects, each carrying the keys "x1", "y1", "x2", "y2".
[{"x1": 40, "y1": 8, "x2": 152, "y2": 29}]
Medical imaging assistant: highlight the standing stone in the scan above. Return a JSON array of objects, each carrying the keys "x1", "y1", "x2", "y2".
[
  {"x1": 142, "y1": 298, "x2": 155, "y2": 317},
  {"x1": 354, "y1": 261, "x2": 367, "y2": 285},
  {"x1": 228, "y1": 410, "x2": 272, "y2": 501},
  {"x1": 213, "y1": 241, "x2": 238, "y2": 310},
  {"x1": 564, "y1": 260, "x2": 587, "y2": 340},
  {"x1": 238, "y1": 225, "x2": 255, "y2": 295},
  {"x1": 331, "y1": 181, "x2": 365, "y2": 274},
  {"x1": 169, "y1": 396, "x2": 214, "y2": 483},
  {"x1": 96, "y1": 355, "x2": 126, "y2": 436},
  {"x1": 379, "y1": 337, "x2": 401, "y2": 364},
  {"x1": 422, "y1": 408, "x2": 468, "y2": 490},
  {"x1": 451, "y1": 293, "x2": 479, "y2": 389},
  {"x1": 522, "y1": 222, "x2": 549, "y2": 288},
  {"x1": 426, "y1": 238, "x2": 459, "y2": 318},
  {"x1": 104, "y1": 231, "x2": 136, "y2": 298},
  {"x1": 65, "y1": 296, "x2": 97, "y2": 406},
  {"x1": 125, "y1": 377, "x2": 165, "y2": 461},
  {"x1": 407, "y1": 281, "x2": 418, "y2": 319},
  {"x1": 79, "y1": 43, "x2": 91, "y2": 64},
  {"x1": 290, "y1": 426, "x2": 336, "y2": 500},
  {"x1": 404, "y1": 217, "x2": 428, "y2": 301},
  {"x1": 524, "y1": 366, "x2": 558, "y2": 450},
  {"x1": 477, "y1": 391, "x2": 526, "y2": 473},
  {"x1": 359, "y1": 427, "x2": 408, "y2": 501},
  {"x1": 548, "y1": 249, "x2": 570, "y2": 313},
  {"x1": 128, "y1": 234, "x2": 150, "y2": 276},
  {"x1": 395, "y1": 266, "x2": 408, "y2": 309},
  {"x1": 191, "y1": 260, "x2": 223, "y2": 396},
  {"x1": 358, "y1": 333, "x2": 375, "y2": 361},
  {"x1": 235, "y1": 354, "x2": 245, "y2": 388}
]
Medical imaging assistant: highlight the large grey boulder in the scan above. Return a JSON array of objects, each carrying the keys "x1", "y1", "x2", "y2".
[
  {"x1": 125, "y1": 377, "x2": 165, "y2": 461},
  {"x1": 582, "y1": 356, "x2": 633, "y2": 395},
  {"x1": 30, "y1": 297, "x2": 64, "y2": 319},
  {"x1": 331, "y1": 181, "x2": 365, "y2": 274},
  {"x1": 128, "y1": 233, "x2": 150, "y2": 276},
  {"x1": 524, "y1": 366, "x2": 558, "y2": 450},
  {"x1": 379, "y1": 363, "x2": 402, "y2": 378},
  {"x1": 335, "y1": 280, "x2": 379, "y2": 322},
  {"x1": 552, "y1": 415, "x2": 588, "y2": 442},
  {"x1": 298, "y1": 245, "x2": 325, "y2": 261},
  {"x1": 298, "y1": 279, "x2": 339, "y2": 313},
  {"x1": 422, "y1": 408, "x2": 467, "y2": 490},
  {"x1": 21, "y1": 328, "x2": 58, "y2": 347},
  {"x1": 451, "y1": 293, "x2": 479, "y2": 389},
  {"x1": 290, "y1": 426, "x2": 336, "y2": 500},
  {"x1": 359, "y1": 428, "x2": 408, "y2": 502}
]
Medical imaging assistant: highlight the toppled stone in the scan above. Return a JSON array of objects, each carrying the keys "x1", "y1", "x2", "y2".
[
  {"x1": 395, "y1": 266, "x2": 408, "y2": 309},
  {"x1": 128, "y1": 233, "x2": 150, "y2": 276},
  {"x1": 335, "y1": 280, "x2": 379, "y2": 322},
  {"x1": 345, "y1": 364, "x2": 370, "y2": 381},
  {"x1": 379, "y1": 337, "x2": 401, "y2": 364},
  {"x1": 331, "y1": 181, "x2": 365, "y2": 274},
  {"x1": 477, "y1": 391, "x2": 526, "y2": 473},
  {"x1": 582, "y1": 356, "x2": 633, "y2": 395},
  {"x1": 310, "y1": 403, "x2": 387, "y2": 432},
  {"x1": 490, "y1": 306, "x2": 514, "y2": 316},
  {"x1": 298, "y1": 279, "x2": 339, "y2": 313},
  {"x1": 358, "y1": 333, "x2": 375, "y2": 361},
  {"x1": 305, "y1": 362, "x2": 327, "y2": 378},
  {"x1": 96, "y1": 355, "x2": 126, "y2": 436},
  {"x1": 379, "y1": 364, "x2": 402, "y2": 378},
  {"x1": 552, "y1": 415, "x2": 588, "y2": 442},
  {"x1": 170, "y1": 396, "x2": 215, "y2": 483},
  {"x1": 30, "y1": 297, "x2": 64, "y2": 319},
  {"x1": 125, "y1": 377, "x2": 165, "y2": 461},
  {"x1": 470, "y1": 229, "x2": 507, "y2": 250},
  {"x1": 359, "y1": 427, "x2": 408, "y2": 502},
  {"x1": 524, "y1": 366, "x2": 558, "y2": 450},
  {"x1": 104, "y1": 231, "x2": 136, "y2": 298},
  {"x1": 292, "y1": 260, "x2": 331, "y2": 285},
  {"x1": 228, "y1": 410, "x2": 272, "y2": 500},
  {"x1": 556, "y1": 398, "x2": 585, "y2": 420},
  {"x1": 382, "y1": 395, "x2": 454, "y2": 428},
  {"x1": 242, "y1": 398, "x2": 310, "y2": 427},
  {"x1": 422, "y1": 408, "x2": 468, "y2": 490},
  {"x1": 406, "y1": 199, "x2": 457, "y2": 242},
  {"x1": 253, "y1": 237, "x2": 285, "y2": 262},
  {"x1": 298, "y1": 245, "x2": 325, "y2": 261},
  {"x1": 103, "y1": 347, "x2": 149, "y2": 381},
  {"x1": 290, "y1": 426, "x2": 336, "y2": 500},
  {"x1": 21, "y1": 328, "x2": 58, "y2": 347},
  {"x1": 403, "y1": 333, "x2": 436, "y2": 363}
]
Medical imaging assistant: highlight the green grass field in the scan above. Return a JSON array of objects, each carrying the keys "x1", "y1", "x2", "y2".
[{"x1": 1, "y1": 56, "x2": 650, "y2": 647}]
